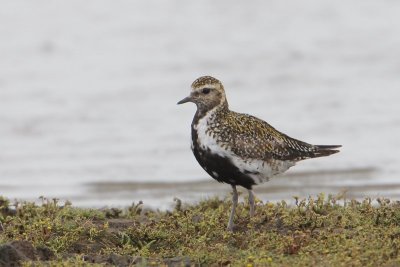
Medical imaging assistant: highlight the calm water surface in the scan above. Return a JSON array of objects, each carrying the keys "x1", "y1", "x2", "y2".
[{"x1": 0, "y1": 1, "x2": 399, "y2": 209}]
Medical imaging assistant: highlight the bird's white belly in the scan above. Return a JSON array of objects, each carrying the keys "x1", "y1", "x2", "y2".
[{"x1": 194, "y1": 111, "x2": 295, "y2": 184}]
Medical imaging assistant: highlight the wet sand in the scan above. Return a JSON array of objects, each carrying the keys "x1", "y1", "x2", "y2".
[{"x1": 77, "y1": 167, "x2": 398, "y2": 209}]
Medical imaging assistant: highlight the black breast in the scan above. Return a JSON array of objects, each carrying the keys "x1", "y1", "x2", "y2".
[{"x1": 190, "y1": 125, "x2": 256, "y2": 190}]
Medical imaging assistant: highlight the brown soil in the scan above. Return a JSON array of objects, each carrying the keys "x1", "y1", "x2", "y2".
[{"x1": 0, "y1": 240, "x2": 54, "y2": 267}]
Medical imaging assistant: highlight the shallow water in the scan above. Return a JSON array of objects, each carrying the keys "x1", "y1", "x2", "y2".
[{"x1": 0, "y1": 1, "x2": 400, "y2": 209}]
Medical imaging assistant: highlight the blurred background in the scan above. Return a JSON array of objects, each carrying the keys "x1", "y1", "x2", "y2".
[{"x1": 0, "y1": 1, "x2": 399, "y2": 209}]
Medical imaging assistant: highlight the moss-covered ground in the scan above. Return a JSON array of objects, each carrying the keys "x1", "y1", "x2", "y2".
[{"x1": 1, "y1": 193, "x2": 400, "y2": 266}]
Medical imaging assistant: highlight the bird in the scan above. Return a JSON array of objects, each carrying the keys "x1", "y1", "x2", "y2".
[{"x1": 177, "y1": 76, "x2": 341, "y2": 231}]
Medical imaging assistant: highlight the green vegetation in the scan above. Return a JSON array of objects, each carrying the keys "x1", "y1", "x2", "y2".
[{"x1": 1, "y1": 193, "x2": 400, "y2": 266}]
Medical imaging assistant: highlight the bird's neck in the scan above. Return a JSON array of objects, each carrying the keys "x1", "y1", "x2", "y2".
[{"x1": 192, "y1": 100, "x2": 229, "y2": 126}]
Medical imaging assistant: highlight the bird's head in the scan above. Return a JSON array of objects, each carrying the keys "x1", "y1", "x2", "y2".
[{"x1": 177, "y1": 76, "x2": 228, "y2": 111}]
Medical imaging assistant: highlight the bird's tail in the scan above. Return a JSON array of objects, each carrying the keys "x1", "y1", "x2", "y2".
[{"x1": 312, "y1": 145, "x2": 342, "y2": 158}]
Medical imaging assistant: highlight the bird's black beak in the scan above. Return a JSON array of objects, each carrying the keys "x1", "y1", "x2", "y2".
[{"x1": 177, "y1": 96, "x2": 192, "y2": 105}]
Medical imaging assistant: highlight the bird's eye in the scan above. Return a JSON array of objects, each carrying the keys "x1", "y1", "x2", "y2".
[{"x1": 202, "y1": 88, "x2": 211, "y2": 94}]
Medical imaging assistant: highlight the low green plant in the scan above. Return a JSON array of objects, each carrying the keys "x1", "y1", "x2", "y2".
[{"x1": 0, "y1": 193, "x2": 400, "y2": 266}]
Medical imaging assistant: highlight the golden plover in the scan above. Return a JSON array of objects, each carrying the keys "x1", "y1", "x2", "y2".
[{"x1": 177, "y1": 76, "x2": 341, "y2": 231}]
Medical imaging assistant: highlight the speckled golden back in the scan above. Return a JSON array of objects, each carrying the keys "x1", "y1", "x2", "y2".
[{"x1": 205, "y1": 106, "x2": 319, "y2": 161}]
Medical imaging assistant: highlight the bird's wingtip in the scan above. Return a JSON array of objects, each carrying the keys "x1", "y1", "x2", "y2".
[{"x1": 315, "y1": 144, "x2": 342, "y2": 150}]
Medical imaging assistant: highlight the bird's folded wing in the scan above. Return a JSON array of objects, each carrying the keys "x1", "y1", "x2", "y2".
[{"x1": 224, "y1": 112, "x2": 320, "y2": 161}]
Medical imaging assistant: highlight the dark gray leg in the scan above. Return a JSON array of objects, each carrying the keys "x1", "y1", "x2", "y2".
[
  {"x1": 227, "y1": 185, "x2": 238, "y2": 231},
  {"x1": 248, "y1": 189, "x2": 255, "y2": 217}
]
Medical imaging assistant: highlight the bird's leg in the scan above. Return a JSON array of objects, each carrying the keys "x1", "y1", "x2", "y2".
[
  {"x1": 248, "y1": 189, "x2": 255, "y2": 217},
  {"x1": 227, "y1": 185, "x2": 238, "y2": 231}
]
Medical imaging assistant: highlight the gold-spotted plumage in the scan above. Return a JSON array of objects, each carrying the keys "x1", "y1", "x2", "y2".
[
  {"x1": 206, "y1": 108, "x2": 338, "y2": 162},
  {"x1": 178, "y1": 75, "x2": 341, "y2": 231},
  {"x1": 192, "y1": 76, "x2": 222, "y2": 88}
]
